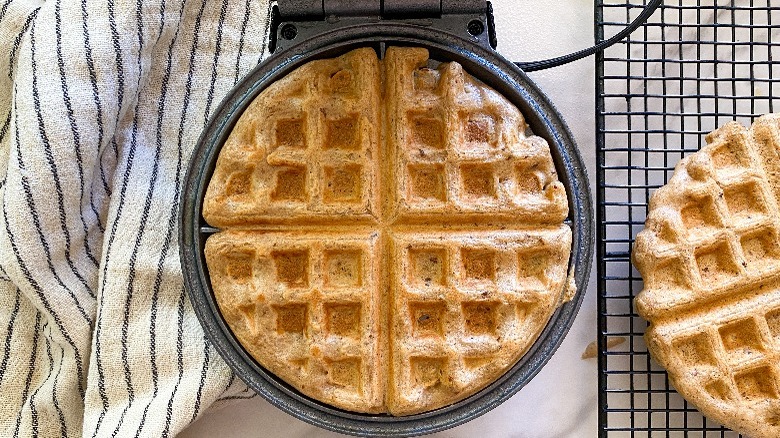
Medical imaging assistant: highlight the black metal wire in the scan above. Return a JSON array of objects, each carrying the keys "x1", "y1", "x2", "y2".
[
  {"x1": 597, "y1": 0, "x2": 779, "y2": 436},
  {"x1": 517, "y1": 0, "x2": 662, "y2": 72}
]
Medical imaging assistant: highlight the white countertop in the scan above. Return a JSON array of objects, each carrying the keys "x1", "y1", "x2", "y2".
[{"x1": 182, "y1": 1, "x2": 600, "y2": 436}]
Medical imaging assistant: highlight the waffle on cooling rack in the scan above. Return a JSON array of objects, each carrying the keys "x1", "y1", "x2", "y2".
[{"x1": 634, "y1": 114, "x2": 780, "y2": 438}]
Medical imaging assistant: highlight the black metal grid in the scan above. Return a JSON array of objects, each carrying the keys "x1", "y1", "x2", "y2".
[{"x1": 596, "y1": 0, "x2": 779, "y2": 436}]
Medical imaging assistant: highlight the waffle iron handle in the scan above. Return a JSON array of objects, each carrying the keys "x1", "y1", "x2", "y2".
[{"x1": 515, "y1": 0, "x2": 662, "y2": 72}]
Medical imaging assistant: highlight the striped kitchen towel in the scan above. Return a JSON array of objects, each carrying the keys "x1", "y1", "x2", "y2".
[{"x1": 0, "y1": 0, "x2": 272, "y2": 435}]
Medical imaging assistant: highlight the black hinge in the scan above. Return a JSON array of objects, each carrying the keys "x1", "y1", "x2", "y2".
[
  {"x1": 269, "y1": 0, "x2": 496, "y2": 54},
  {"x1": 277, "y1": 0, "x2": 485, "y2": 18}
]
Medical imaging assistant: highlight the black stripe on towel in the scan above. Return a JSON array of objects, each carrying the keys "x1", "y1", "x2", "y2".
[
  {"x1": 32, "y1": 9, "x2": 97, "y2": 300},
  {"x1": 0, "y1": 111, "x2": 10, "y2": 143},
  {"x1": 90, "y1": 0, "x2": 139, "y2": 429},
  {"x1": 0, "y1": 288, "x2": 20, "y2": 385},
  {"x1": 12, "y1": 313, "x2": 40, "y2": 438},
  {"x1": 134, "y1": 0, "x2": 189, "y2": 434},
  {"x1": 161, "y1": 0, "x2": 209, "y2": 433},
  {"x1": 191, "y1": 341, "x2": 210, "y2": 421},
  {"x1": 27, "y1": 323, "x2": 52, "y2": 437},
  {"x1": 80, "y1": 0, "x2": 109, "y2": 234},
  {"x1": 0, "y1": 0, "x2": 13, "y2": 23},
  {"x1": 107, "y1": 0, "x2": 125, "y2": 113},
  {"x1": 55, "y1": 0, "x2": 100, "y2": 267},
  {"x1": 7, "y1": 7, "x2": 40, "y2": 80},
  {"x1": 45, "y1": 326, "x2": 68, "y2": 438},
  {"x1": 161, "y1": 286, "x2": 186, "y2": 438},
  {"x1": 192, "y1": 0, "x2": 224, "y2": 419},
  {"x1": 233, "y1": 0, "x2": 252, "y2": 85},
  {"x1": 203, "y1": 0, "x2": 229, "y2": 123},
  {"x1": 258, "y1": 0, "x2": 272, "y2": 64}
]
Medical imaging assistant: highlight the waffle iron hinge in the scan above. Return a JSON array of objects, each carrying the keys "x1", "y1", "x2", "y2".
[{"x1": 270, "y1": 0, "x2": 497, "y2": 54}]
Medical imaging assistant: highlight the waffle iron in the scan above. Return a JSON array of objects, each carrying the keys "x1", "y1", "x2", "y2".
[{"x1": 180, "y1": 1, "x2": 602, "y2": 435}]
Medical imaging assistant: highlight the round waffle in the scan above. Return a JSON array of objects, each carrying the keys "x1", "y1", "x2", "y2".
[
  {"x1": 634, "y1": 114, "x2": 780, "y2": 437},
  {"x1": 202, "y1": 47, "x2": 574, "y2": 415}
]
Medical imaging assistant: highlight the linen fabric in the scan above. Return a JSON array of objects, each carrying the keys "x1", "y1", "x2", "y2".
[{"x1": 0, "y1": 0, "x2": 271, "y2": 435}]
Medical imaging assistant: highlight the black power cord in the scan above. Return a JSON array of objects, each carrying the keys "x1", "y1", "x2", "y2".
[{"x1": 515, "y1": 0, "x2": 662, "y2": 72}]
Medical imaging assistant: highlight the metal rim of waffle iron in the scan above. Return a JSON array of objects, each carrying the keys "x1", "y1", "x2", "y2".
[{"x1": 180, "y1": 22, "x2": 593, "y2": 437}]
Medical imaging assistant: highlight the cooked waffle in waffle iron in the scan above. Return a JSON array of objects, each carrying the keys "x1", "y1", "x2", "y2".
[{"x1": 204, "y1": 47, "x2": 574, "y2": 415}]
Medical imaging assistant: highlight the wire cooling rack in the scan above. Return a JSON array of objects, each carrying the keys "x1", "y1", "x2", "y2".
[{"x1": 596, "y1": 0, "x2": 779, "y2": 436}]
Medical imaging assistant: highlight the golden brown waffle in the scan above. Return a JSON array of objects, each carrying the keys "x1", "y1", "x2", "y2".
[
  {"x1": 387, "y1": 228, "x2": 571, "y2": 414},
  {"x1": 203, "y1": 48, "x2": 381, "y2": 226},
  {"x1": 203, "y1": 47, "x2": 574, "y2": 415},
  {"x1": 633, "y1": 114, "x2": 780, "y2": 438},
  {"x1": 384, "y1": 47, "x2": 568, "y2": 224},
  {"x1": 206, "y1": 230, "x2": 386, "y2": 413}
]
